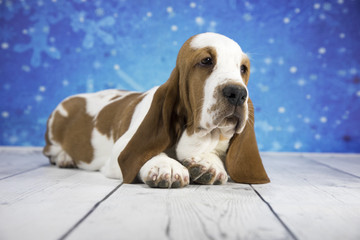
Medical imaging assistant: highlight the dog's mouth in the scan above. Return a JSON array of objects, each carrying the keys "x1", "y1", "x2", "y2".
[
  {"x1": 220, "y1": 103, "x2": 249, "y2": 131},
  {"x1": 196, "y1": 105, "x2": 248, "y2": 137},
  {"x1": 218, "y1": 114, "x2": 243, "y2": 133},
  {"x1": 221, "y1": 115, "x2": 240, "y2": 128}
]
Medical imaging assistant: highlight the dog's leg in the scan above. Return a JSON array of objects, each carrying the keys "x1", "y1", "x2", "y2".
[
  {"x1": 139, "y1": 153, "x2": 190, "y2": 188},
  {"x1": 46, "y1": 145, "x2": 77, "y2": 168},
  {"x1": 176, "y1": 130, "x2": 229, "y2": 185}
]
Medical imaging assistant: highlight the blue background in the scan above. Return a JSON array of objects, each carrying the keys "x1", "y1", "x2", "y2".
[{"x1": 0, "y1": 0, "x2": 359, "y2": 152}]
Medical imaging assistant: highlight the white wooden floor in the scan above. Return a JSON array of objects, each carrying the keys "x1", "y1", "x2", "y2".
[{"x1": 0, "y1": 147, "x2": 359, "y2": 240}]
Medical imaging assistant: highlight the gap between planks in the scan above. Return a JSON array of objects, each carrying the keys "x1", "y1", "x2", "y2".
[{"x1": 59, "y1": 182, "x2": 124, "y2": 240}]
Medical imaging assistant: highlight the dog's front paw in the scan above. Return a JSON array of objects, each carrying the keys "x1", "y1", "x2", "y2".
[
  {"x1": 139, "y1": 153, "x2": 189, "y2": 188},
  {"x1": 182, "y1": 154, "x2": 228, "y2": 185}
]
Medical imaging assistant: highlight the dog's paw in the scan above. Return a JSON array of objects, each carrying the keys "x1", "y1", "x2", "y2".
[
  {"x1": 182, "y1": 153, "x2": 228, "y2": 185},
  {"x1": 139, "y1": 153, "x2": 189, "y2": 188},
  {"x1": 51, "y1": 150, "x2": 76, "y2": 168}
]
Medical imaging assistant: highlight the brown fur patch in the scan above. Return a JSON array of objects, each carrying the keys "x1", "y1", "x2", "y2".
[
  {"x1": 95, "y1": 93, "x2": 143, "y2": 141},
  {"x1": 50, "y1": 97, "x2": 94, "y2": 164},
  {"x1": 177, "y1": 44, "x2": 218, "y2": 135},
  {"x1": 241, "y1": 56, "x2": 250, "y2": 85},
  {"x1": 118, "y1": 67, "x2": 186, "y2": 183},
  {"x1": 225, "y1": 98, "x2": 270, "y2": 184}
]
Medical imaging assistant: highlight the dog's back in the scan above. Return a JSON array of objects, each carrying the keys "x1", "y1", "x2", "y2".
[{"x1": 43, "y1": 89, "x2": 139, "y2": 170}]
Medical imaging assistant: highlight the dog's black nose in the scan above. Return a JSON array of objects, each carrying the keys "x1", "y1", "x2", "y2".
[{"x1": 222, "y1": 85, "x2": 248, "y2": 106}]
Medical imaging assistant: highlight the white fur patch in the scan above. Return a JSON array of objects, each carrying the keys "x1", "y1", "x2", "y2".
[
  {"x1": 78, "y1": 89, "x2": 131, "y2": 117},
  {"x1": 139, "y1": 153, "x2": 189, "y2": 187},
  {"x1": 176, "y1": 129, "x2": 221, "y2": 160},
  {"x1": 57, "y1": 104, "x2": 69, "y2": 117},
  {"x1": 77, "y1": 128, "x2": 113, "y2": 171},
  {"x1": 190, "y1": 32, "x2": 243, "y2": 52}
]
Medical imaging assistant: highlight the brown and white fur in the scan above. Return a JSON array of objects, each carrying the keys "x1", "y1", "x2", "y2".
[{"x1": 43, "y1": 33, "x2": 269, "y2": 188}]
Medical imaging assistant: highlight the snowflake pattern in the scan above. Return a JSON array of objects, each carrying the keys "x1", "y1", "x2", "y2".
[{"x1": 0, "y1": 0, "x2": 359, "y2": 153}]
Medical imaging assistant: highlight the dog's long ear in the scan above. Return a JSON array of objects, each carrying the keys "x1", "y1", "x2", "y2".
[
  {"x1": 225, "y1": 98, "x2": 270, "y2": 184},
  {"x1": 118, "y1": 67, "x2": 183, "y2": 183}
]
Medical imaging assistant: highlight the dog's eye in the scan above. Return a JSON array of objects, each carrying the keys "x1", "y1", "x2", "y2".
[
  {"x1": 240, "y1": 64, "x2": 248, "y2": 74},
  {"x1": 200, "y1": 57, "x2": 213, "y2": 66}
]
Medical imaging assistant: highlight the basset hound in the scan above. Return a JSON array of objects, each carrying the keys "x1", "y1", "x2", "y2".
[{"x1": 43, "y1": 32, "x2": 270, "y2": 188}]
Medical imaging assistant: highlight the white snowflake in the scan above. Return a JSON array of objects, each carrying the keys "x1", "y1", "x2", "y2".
[
  {"x1": 338, "y1": 47, "x2": 346, "y2": 53},
  {"x1": 278, "y1": 107, "x2": 286, "y2": 113},
  {"x1": 256, "y1": 121, "x2": 274, "y2": 132},
  {"x1": 337, "y1": 70, "x2": 347, "y2": 76},
  {"x1": 22, "y1": 65, "x2": 31, "y2": 72},
  {"x1": 287, "y1": 126, "x2": 295, "y2": 133},
  {"x1": 35, "y1": 94, "x2": 43, "y2": 102},
  {"x1": 294, "y1": 141, "x2": 302, "y2": 150},
  {"x1": 243, "y1": 13, "x2": 252, "y2": 21},
  {"x1": 93, "y1": 61, "x2": 102, "y2": 69},
  {"x1": 257, "y1": 83, "x2": 269, "y2": 92},
  {"x1": 95, "y1": 8, "x2": 104, "y2": 17},
  {"x1": 314, "y1": 3, "x2": 321, "y2": 9},
  {"x1": 278, "y1": 57, "x2": 284, "y2": 65},
  {"x1": 323, "y1": 3, "x2": 332, "y2": 11},
  {"x1": 87, "y1": 78, "x2": 94, "y2": 92},
  {"x1": 318, "y1": 47, "x2": 326, "y2": 54},
  {"x1": 320, "y1": 116, "x2": 327, "y2": 123},
  {"x1": 349, "y1": 68, "x2": 357, "y2": 75},
  {"x1": 1, "y1": 111, "x2": 9, "y2": 118},
  {"x1": 62, "y1": 79, "x2": 69, "y2": 86},
  {"x1": 298, "y1": 78, "x2": 306, "y2": 86},
  {"x1": 272, "y1": 141, "x2": 282, "y2": 151},
  {"x1": 289, "y1": 66, "x2": 297, "y2": 73},
  {"x1": 264, "y1": 57, "x2": 272, "y2": 65},
  {"x1": 171, "y1": 25, "x2": 178, "y2": 31},
  {"x1": 208, "y1": 21, "x2": 217, "y2": 32},
  {"x1": 166, "y1": 6, "x2": 173, "y2": 13},
  {"x1": 309, "y1": 74, "x2": 317, "y2": 80},
  {"x1": 1, "y1": 42, "x2": 9, "y2": 49},
  {"x1": 195, "y1": 17, "x2": 205, "y2": 26},
  {"x1": 319, "y1": 14, "x2": 326, "y2": 20},
  {"x1": 9, "y1": 135, "x2": 18, "y2": 144},
  {"x1": 24, "y1": 106, "x2": 32, "y2": 115}
]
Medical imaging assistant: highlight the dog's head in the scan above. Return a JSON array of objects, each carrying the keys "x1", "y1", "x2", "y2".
[{"x1": 175, "y1": 32, "x2": 250, "y2": 138}]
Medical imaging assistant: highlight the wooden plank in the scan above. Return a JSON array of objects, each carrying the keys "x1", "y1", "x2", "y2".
[
  {"x1": 67, "y1": 183, "x2": 292, "y2": 240},
  {"x1": 0, "y1": 147, "x2": 48, "y2": 180},
  {"x1": 255, "y1": 153, "x2": 360, "y2": 240},
  {"x1": 0, "y1": 166, "x2": 120, "y2": 240},
  {"x1": 302, "y1": 153, "x2": 360, "y2": 178}
]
